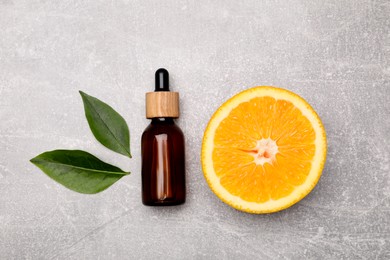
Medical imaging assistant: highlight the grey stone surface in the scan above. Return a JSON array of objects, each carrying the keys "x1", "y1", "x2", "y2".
[{"x1": 0, "y1": 0, "x2": 389, "y2": 259}]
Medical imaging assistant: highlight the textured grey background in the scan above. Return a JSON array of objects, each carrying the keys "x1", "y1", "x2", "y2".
[{"x1": 0, "y1": 0, "x2": 389, "y2": 259}]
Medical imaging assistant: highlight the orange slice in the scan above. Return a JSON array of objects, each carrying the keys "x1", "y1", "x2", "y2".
[{"x1": 201, "y1": 86, "x2": 327, "y2": 213}]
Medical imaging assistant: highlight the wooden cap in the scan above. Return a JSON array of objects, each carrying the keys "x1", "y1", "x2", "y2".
[{"x1": 146, "y1": 91, "x2": 179, "y2": 118}]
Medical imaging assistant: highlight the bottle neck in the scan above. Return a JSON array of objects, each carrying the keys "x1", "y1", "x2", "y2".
[{"x1": 151, "y1": 117, "x2": 175, "y2": 124}]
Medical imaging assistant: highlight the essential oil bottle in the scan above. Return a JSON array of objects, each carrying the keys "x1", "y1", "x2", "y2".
[{"x1": 141, "y1": 68, "x2": 186, "y2": 206}]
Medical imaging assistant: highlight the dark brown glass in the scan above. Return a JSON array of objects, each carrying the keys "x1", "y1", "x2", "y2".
[{"x1": 141, "y1": 118, "x2": 185, "y2": 206}]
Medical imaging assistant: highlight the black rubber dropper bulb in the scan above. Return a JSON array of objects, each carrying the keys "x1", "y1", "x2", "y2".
[{"x1": 155, "y1": 68, "x2": 170, "y2": 91}]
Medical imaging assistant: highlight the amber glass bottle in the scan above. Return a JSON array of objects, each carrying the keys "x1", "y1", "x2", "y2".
[{"x1": 141, "y1": 69, "x2": 185, "y2": 206}]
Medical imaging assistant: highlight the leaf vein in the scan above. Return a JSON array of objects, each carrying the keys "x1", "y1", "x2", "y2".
[{"x1": 32, "y1": 159, "x2": 130, "y2": 175}]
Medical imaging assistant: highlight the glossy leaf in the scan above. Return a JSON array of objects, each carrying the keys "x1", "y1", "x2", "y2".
[
  {"x1": 30, "y1": 150, "x2": 130, "y2": 194},
  {"x1": 80, "y1": 91, "x2": 131, "y2": 157}
]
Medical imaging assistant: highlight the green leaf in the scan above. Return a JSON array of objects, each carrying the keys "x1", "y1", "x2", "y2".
[
  {"x1": 79, "y1": 91, "x2": 131, "y2": 158},
  {"x1": 30, "y1": 150, "x2": 130, "y2": 194}
]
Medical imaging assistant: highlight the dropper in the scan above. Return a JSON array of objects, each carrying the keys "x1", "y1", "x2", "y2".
[{"x1": 145, "y1": 68, "x2": 179, "y2": 118}]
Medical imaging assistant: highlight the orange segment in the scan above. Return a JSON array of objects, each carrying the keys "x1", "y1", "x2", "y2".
[{"x1": 201, "y1": 86, "x2": 327, "y2": 213}]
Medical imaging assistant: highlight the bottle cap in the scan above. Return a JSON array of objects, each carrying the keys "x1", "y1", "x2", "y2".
[{"x1": 146, "y1": 68, "x2": 179, "y2": 118}]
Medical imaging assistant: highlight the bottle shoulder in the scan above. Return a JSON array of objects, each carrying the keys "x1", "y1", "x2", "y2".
[{"x1": 142, "y1": 121, "x2": 184, "y2": 137}]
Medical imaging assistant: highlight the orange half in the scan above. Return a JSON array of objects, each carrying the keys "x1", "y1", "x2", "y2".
[{"x1": 201, "y1": 86, "x2": 327, "y2": 213}]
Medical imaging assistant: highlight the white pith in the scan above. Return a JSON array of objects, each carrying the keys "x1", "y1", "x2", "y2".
[{"x1": 251, "y1": 138, "x2": 278, "y2": 166}]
